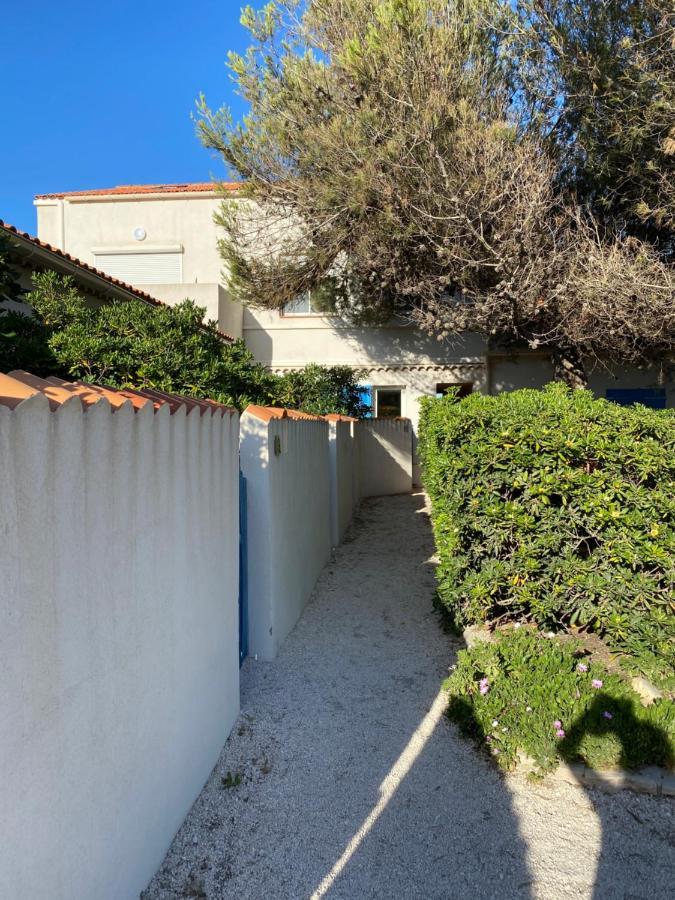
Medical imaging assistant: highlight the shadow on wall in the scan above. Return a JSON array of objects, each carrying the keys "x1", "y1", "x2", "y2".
[
  {"x1": 325, "y1": 319, "x2": 486, "y2": 366},
  {"x1": 359, "y1": 418, "x2": 413, "y2": 498}
]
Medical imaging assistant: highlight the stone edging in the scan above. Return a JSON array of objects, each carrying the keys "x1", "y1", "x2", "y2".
[{"x1": 515, "y1": 757, "x2": 675, "y2": 798}]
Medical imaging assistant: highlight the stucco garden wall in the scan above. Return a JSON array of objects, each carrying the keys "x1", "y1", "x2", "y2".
[
  {"x1": 358, "y1": 418, "x2": 414, "y2": 498},
  {"x1": 0, "y1": 388, "x2": 240, "y2": 900},
  {"x1": 327, "y1": 416, "x2": 358, "y2": 545},
  {"x1": 240, "y1": 408, "x2": 332, "y2": 660}
]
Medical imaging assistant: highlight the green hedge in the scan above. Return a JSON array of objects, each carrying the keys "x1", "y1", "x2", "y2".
[{"x1": 418, "y1": 384, "x2": 675, "y2": 677}]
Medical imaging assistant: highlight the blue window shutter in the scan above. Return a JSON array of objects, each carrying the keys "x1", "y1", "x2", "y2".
[
  {"x1": 606, "y1": 388, "x2": 666, "y2": 409},
  {"x1": 359, "y1": 384, "x2": 373, "y2": 417}
]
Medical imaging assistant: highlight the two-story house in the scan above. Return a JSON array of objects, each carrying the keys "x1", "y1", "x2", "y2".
[{"x1": 35, "y1": 183, "x2": 674, "y2": 442}]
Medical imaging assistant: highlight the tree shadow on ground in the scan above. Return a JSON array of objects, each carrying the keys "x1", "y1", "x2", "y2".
[
  {"x1": 144, "y1": 493, "x2": 535, "y2": 899},
  {"x1": 143, "y1": 493, "x2": 674, "y2": 899},
  {"x1": 559, "y1": 695, "x2": 674, "y2": 900}
]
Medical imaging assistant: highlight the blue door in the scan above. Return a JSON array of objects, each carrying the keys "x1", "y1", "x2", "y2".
[{"x1": 238, "y1": 471, "x2": 248, "y2": 666}]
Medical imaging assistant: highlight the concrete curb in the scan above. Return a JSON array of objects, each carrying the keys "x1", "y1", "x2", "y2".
[{"x1": 516, "y1": 757, "x2": 675, "y2": 798}]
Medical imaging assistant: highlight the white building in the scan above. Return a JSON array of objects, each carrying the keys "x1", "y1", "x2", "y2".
[{"x1": 35, "y1": 182, "x2": 674, "y2": 443}]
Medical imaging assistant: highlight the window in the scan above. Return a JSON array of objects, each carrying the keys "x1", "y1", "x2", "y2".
[
  {"x1": 375, "y1": 388, "x2": 402, "y2": 418},
  {"x1": 436, "y1": 382, "x2": 473, "y2": 400},
  {"x1": 282, "y1": 289, "x2": 335, "y2": 316},
  {"x1": 606, "y1": 388, "x2": 666, "y2": 409},
  {"x1": 94, "y1": 251, "x2": 182, "y2": 285}
]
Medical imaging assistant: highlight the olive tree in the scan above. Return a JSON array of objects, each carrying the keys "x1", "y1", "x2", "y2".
[{"x1": 199, "y1": 0, "x2": 675, "y2": 386}]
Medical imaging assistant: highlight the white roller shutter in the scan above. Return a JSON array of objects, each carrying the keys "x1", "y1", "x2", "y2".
[{"x1": 94, "y1": 251, "x2": 182, "y2": 285}]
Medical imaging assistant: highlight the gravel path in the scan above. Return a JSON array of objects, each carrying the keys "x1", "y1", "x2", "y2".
[{"x1": 144, "y1": 493, "x2": 674, "y2": 900}]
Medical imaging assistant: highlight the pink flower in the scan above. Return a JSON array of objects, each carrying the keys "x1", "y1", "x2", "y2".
[
  {"x1": 553, "y1": 720, "x2": 562, "y2": 729},
  {"x1": 592, "y1": 679, "x2": 603, "y2": 689},
  {"x1": 577, "y1": 663, "x2": 588, "y2": 673},
  {"x1": 603, "y1": 711, "x2": 613, "y2": 720},
  {"x1": 556, "y1": 728, "x2": 566, "y2": 738},
  {"x1": 479, "y1": 677, "x2": 490, "y2": 695}
]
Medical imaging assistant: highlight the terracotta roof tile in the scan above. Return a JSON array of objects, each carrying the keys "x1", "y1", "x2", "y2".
[
  {"x1": 0, "y1": 219, "x2": 235, "y2": 343},
  {"x1": 0, "y1": 371, "x2": 237, "y2": 417},
  {"x1": 244, "y1": 405, "x2": 326, "y2": 422},
  {"x1": 324, "y1": 413, "x2": 359, "y2": 423},
  {"x1": 35, "y1": 182, "x2": 240, "y2": 200},
  {"x1": 244, "y1": 405, "x2": 287, "y2": 422}
]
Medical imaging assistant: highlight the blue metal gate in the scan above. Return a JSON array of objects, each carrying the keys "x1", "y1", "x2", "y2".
[{"x1": 238, "y1": 471, "x2": 248, "y2": 666}]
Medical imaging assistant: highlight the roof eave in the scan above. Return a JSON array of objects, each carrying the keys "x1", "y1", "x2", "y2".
[{"x1": 0, "y1": 221, "x2": 235, "y2": 343}]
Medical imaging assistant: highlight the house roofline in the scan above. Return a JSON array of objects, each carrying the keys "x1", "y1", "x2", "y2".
[
  {"x1": 34, "y1": 182, "x2": 240, "y2": 201},
  {"x1": 0, "y1": 219, "x2": 234, "y2": 343}
]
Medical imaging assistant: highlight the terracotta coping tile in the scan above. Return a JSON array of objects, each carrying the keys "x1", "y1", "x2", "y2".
[
  {"x1": 106, "y1": 386, "x2": 166, "y2": 411},
  {"x1": 71, "y1": 381, "x2": 151, "y2": 411},
  {"x1": 136, "y1": 387, "x2": 210, "y2": 415},
  {"x1": 0, "y1": 372, "x2": 58, "y2": 410},
  {"x1": 132, "y1": 387, "x2": 233, "y2": 416},
  {"x1": 7, "y1": 370, "x2": 108, "y2": 409},
  {"x1": 244, "y1": 404, "x2": 327, "y2": 422},
  {"x1": 285, "y1": 409, "x2": 325, "y2": 421},
  {"x1": 244, "y1": 404, "x2": 287, "y2": 422},
  {"x1": 1, "y1": 371, "x2": 236, "y2": 417},
  {"x1": 324, "y1": 413, "x2": 359, "y2": 423},
  {"x1": 45, "y1": 378, "x2": 151, "y2": 411}
]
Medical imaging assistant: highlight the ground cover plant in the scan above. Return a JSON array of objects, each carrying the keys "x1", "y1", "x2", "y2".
[
  {"x1": 419, "y1": 384, "x2": 675, "y2": 680},
  {"x1": 446, "y1": 628, "x2": 674, "y2": 772}
]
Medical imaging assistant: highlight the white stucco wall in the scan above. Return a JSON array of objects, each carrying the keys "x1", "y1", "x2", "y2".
[
  {"x1": 358, "y1": 418, "x2": 414, "y2": 498},
  {"x1": 488, "y1": 354, "x2": 675, "y2": 406},
  {"x1": 0, "y1": 394, "x2": 240, "y2": 900},
  {"x1": 36, "y1": 195, "x2": 223, "y2": 281},
  {"x1": 35, "y1": 193, "x2": 244, "y2": 338},
  {"x1": 36, "y1": 191, "x2": 675, "y2": 410},
  {"x1": 327, "y1": 418, "x2": 357, "y2": 545},
  {"x1": 239, "y1": 410, "x2": 332, "y2": 660}
]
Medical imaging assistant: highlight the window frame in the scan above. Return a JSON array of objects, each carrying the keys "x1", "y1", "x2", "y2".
[
  {"x1": 374, "y1": 386, "x2": 403, "y2": 418},
  {"x1": 280, "y1": 291, "x2": 327, "y2": 318},
  {"x1": 435, "y1": 382, "x2": 474, "y2": 400}
]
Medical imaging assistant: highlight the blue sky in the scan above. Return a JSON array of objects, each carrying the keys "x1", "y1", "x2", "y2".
[{"x1": 1, "y1": 1, "x2": 253, "y2": 233}]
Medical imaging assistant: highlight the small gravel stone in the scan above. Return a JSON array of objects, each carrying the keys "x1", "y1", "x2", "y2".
[{"x1": 143, "y1": 494, "x2": 675, "y2": 900}]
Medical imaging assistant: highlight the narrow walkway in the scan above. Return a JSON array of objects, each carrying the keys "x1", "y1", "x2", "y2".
[{"x1": 145, "y1": 495, "x2": 673, "y2": 900}]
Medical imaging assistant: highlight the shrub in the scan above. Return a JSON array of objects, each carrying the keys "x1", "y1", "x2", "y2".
[
  {"x1": 446, "y1": 629, "x2": 674, "y2": 772},
  {"x1": 4, "y1": 270, "x2": 368, "y2": 416},
  {"x1": 271, "y1": 363, "x2": 371, "y2": 418},
  {"x1": 419, "y1": 384, "x2": 675, "y2": 676}
]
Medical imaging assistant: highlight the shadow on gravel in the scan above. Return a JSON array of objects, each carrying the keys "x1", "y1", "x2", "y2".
[
  {"x1": 144, "y1": 493, "x2": 535, "y2": 899},
  {"x1": 559, "y1": 697, "x2": 673, "y2": 900}
]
